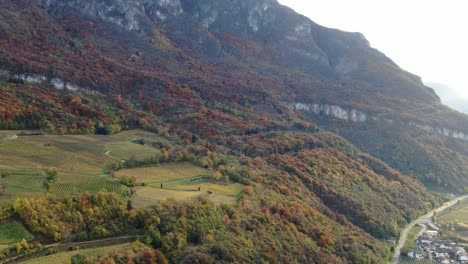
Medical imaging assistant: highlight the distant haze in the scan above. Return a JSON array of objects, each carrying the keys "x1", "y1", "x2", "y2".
[
  {"x1": 426, "y1": 82, "x2": 468, "y2": 114},
  {"x1": 278, "y1": 0, "x2": 468, "y2": 100}
]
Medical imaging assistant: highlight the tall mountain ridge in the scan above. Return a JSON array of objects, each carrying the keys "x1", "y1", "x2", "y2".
[{"x1": 0, "y1": 0, "x2": 467, "y2": 262}]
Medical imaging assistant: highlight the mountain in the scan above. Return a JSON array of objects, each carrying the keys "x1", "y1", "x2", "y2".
[
  {"x1": 426, "y1": 82, "x2": 468, "y2": 114},
  {"x1": 0, "y1": 0, "x2": 467, "y2": 262}
]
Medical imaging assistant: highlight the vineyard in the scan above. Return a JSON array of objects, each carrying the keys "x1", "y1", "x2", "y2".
[
  {"x1": 23, "y1": 243, "x2": 132, "y2": 264},
  {"x1": 49, "y1": 173, "x2": 126, "y2": 198},
  {"x1": 402, "y1": 225, "x2": 424, "y2": 252},
  {"x1": 438, "y1": 198, "x2": 468, "y2": 225},
  {"x1": 398, "y1": 257, "x2": 436, "y2": 264},
  {"x1": 0, "y1": 221, "x2": 34, "y2": 247},
  {"x1": 0, "y1": 130, "x2": 166, "y2": 174},
  {"x1": 0, "y1": 169, "x2": 125, "y2": 204}
]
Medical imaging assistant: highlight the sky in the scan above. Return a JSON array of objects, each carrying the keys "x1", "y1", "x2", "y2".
[{"x1": 277, "y1": 0, "x2": 468, "y2": 99}]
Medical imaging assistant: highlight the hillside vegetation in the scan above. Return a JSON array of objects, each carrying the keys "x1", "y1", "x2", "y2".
[{"x1": 0, "y1": 0, "x2": 466, "y2": 262}]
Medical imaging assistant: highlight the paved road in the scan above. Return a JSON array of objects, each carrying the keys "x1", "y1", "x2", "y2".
[{"x1": 390, "y1": 194, "x2": 468, "y2": 264}]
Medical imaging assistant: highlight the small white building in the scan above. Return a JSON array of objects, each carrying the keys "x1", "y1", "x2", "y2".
[
  {"x1": 434, "y1": 248, "x2": 450, "y2": 258},
  {"x1": 435, "y1": 256, "x2": 450, "y2": 264},
  {"x1": 408, "y1": 250, "x2": 424, "y2": 259},
  {"x1": 458, "y1": 252, "x2": 468, "y2": 261},
  {"x1": 418, "y1": 235, "x2": 432, "y2": 245}
]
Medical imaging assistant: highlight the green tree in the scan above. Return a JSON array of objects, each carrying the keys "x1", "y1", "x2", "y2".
[
  {"x1": 0, "y1": 182, "x2": 6, "y2": 195},
  {"x1": 71, "y1": 254, "x2": 94, "y2": 264},
  {"x1": 45, "y1": 169, "x2": 58, "y2": 182}
]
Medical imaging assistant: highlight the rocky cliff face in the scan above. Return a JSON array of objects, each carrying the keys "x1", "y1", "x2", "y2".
[
  {"x1": 290, "y1": 102, "x2": 468, "y2": 141},
  {"x1": 40, "y1": 0, "x2": 438, "y2": 103}
]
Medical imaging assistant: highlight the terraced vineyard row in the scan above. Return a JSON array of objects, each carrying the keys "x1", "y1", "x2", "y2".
[
  {"x1": 398, "y1": 257, "x2": 436, "y2": 264},
  {"x1": 50, "y1": 174, "x2": 125, "y2": 198},
  {"x1": 0, "y1": 168, "x2": 44, "y2": 176}
]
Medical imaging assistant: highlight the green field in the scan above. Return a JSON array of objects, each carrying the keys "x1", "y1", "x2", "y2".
[
  {"x1": 117, "y1": 163, "x2": 244, "y2": 207},
  {"x1": 438, "y1": 198, "x2": 468, "y2": 223},
  {"x1": 133, "y1": 186, "x2": 237, "y2": 208},
  {"x1": 437, "y1": 198, "x2": 468, "y2": 238},
  {"x1": 0, "y1": 130, "x2": 170, "y2": 173},
  {"x1": 115, "y1": 162, "x2": 212, "y2": 182},
  {"x1": 23, "y1": 243, "x2": 132, "y2": 264},
  {"x1": 160, "y1": 181, "x2": 245, "y2": 196},
  {"x1": 0, "y1": 221, "x2": 34, "y2": 248},
  {"x1": 402, "y1": 225, "x2": 424, "y2": 251},
  {"x1": 1, "y1": 174, "x2": 44, "y2": 202},
  {"x1": 49, "y1": 173, "x2": 126, "y2": 199},
  {"x1": 0, "y1": 134, "x2": 112, "y2": 174},
  {"x1": 0, "y1": 130, "x2": 243, "y2": 209},
  {"x1": 0, "y1": 130, "x2": 173, "y2": 204},
  {"x1": 106, "y1": 142, "x2": 160, "y2": 161}
]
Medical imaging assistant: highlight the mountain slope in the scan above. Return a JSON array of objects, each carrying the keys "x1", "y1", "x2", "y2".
[{"x1": 0, "y1": 0, "x2": 466, "y2": 262}]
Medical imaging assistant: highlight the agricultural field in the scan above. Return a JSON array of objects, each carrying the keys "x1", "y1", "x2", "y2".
[
  {"x1": 0, "y1": 130, "x2": 174, "y2": 205},
  {"x1": 398, "y1": 257, "x2": 436, "y2": 264},
  {"x1": 0, "y1": 174, "x2": 44, "y2": 205},
  {"x1": 0, "y1": 221, "x2": 34, "y2": 249},
  {"x1": 133, "y1": 187, "x2": 237, "y2": 208},
  {"x1": 106, "y1": 141, "x2": 160, "y2": 161},
  {"x1": 437, "y1": 198, "x2": 468, "y2": 238},
  {"x1": 0, "y1": 130, "x2": 244, "y2": 208},
  {"x1": 23, "y1": 243, "x2": 132, "y2": 264},
  {"x1": 49, "y1": 173, "x2": 125, "y2": 199},
  {"x1": 118, "y1": 162, "x2": 244, "y2": 207},
  {"x1": 438, "y1": 198, "x2": 468, "y2": 223},
  {"x1": 0, "y1": 129, "x2": 170, "y2": 173},
  {"x1": 403, "y1": 225, "x2": 424, "y2": 251},
  {"x1": 0, "y1": 134, "x2": 114, "y2": 174},
  {"x1": 116, "y1": 162, "x2": 212, "y2": 182},
  {"x1": 160, "y1": 181, "x2": 245, "y2": 196}
]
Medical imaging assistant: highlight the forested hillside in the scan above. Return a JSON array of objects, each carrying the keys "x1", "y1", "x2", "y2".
[{"x1": 0, "y1": 0, "x2": 466, "y2": 262}]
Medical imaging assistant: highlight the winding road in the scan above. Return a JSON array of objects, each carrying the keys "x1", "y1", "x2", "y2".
[{"x1": 390, "y1": 194, "x2": 468, "y2": 264}]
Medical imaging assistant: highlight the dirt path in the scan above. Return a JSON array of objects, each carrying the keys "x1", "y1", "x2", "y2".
[
  {"x1": 390, "y1": 194, "x2": 468, "y2": 264},
  {"x1": 105, "y1": 144, "x2": 125, "y2": 163}
]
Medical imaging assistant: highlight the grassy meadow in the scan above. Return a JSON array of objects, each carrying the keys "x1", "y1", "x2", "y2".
[
  {"x1": 133, "y1": 187, "x2": 238, "y2": 208},
  {"x1": 117, "y1": 162, "x2": 244, "y2": 207},
  {"x1": 116, "y1": 162, "x2": 211, "y2": 182}
]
